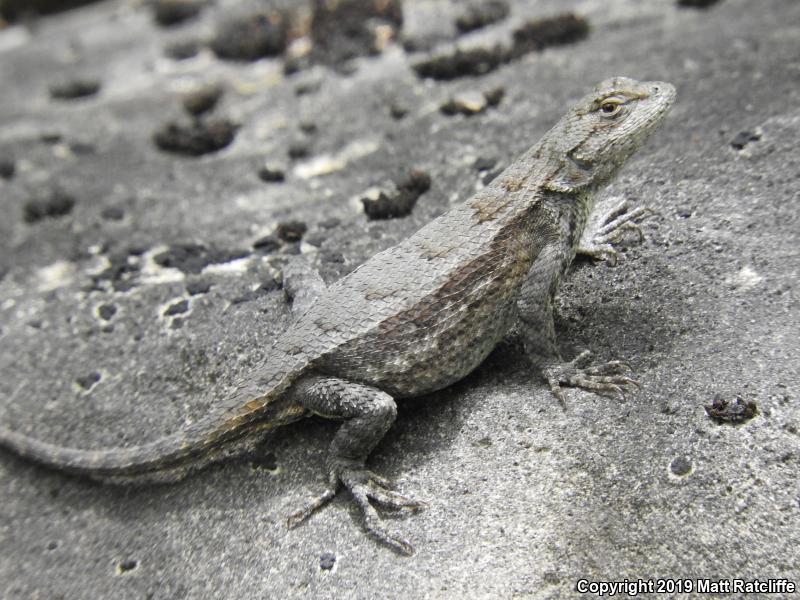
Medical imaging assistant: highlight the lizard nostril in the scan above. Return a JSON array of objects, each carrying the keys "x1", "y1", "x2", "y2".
[{"x1": 652, "y1": 86, "x2": 660, "y2": 93}]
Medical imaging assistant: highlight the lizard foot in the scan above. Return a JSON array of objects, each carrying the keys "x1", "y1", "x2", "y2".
[
  {"x1": 542, "y1": 350, "x2": 638, "y2": 405},
  {"x1": 287, "y1": 463, "x2": 427, "y2": 556},
  {"x1": 578, "y1": 198, "x2": 652, "y2": 266}
]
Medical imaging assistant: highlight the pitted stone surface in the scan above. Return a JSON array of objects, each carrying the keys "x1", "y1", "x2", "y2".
[{"x1": 0, "y1": 0, "x2": 799, "y2": 598}]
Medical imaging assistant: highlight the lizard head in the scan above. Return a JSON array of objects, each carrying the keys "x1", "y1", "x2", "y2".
[{"x1": 546, "y1": 77, "x2": 676, "y2": 192}]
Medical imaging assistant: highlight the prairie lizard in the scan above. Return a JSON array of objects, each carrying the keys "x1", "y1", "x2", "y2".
[{"x1": 0, "y1": 77, "x2": 676, "y2": 554}]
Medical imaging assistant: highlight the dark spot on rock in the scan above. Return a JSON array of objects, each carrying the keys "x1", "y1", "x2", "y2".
[
  {"x1": 484, "y1": 86, "x2": 505, "y2": 106},
  {"x1": 402, "y1": 169, "x2": 432, "y2": 196},
  {"x1": 441, "y1": 88, "x2": 503, "y2": 117},
  {"x1": 47, "y1": 541, "x2": 58, "y2": 551},
  {"x1": 0, "y1": 158, "x2": 15, "y2": 179},
  {"x1": 510, "y1": 13, "x2": 590, "y2": 58},
  {"x1": 0, "y1": 0, "x2": 105, "y2": 21},
  {"x1": 165, "y1": 39, "x2": 201, "y2": 60},
  {"x1": 474, "y1": 156, "x2": 497, "y2": 171},
  {"x1": 283, "y1": 54, "x2": 311, "y2": 75},
  {"x1": 27, "y1": 319, "x2": 43, "y2": 329},
  {"x1": 705, "y1": 394, "x2": 758, "y2": 424},
  {"x1": 413, "y1": 45, "x2": 509, "y2": 80},
  {"x1": 259, "y1": 278, "x2": 280, "y2": 293},
  {"x1": 669, "y1": 456, "x2": 692, "y2": 476},
  {"x1": 210, "y1": 11, "x2": 290, "y2": 61},
  {"x1": 101, "y1": 206, "x2": 125, "y2": 221},
  {"x1": 186, "y1": 279, "x2": 211, "y2": 295},
  {"x1": 250, "y1": 451, "x2": 278, "y2": 471},
  {"x1": 153, "y1": 119, "x2": 237, "y2": 156},
  {"x1": 93, "y1": 250, "x2": 141, "y2": 292},
  {"x1": 388, "y1": 101, "x2": 409, "y2": 119},
  {"x1": 362, "y1": 169, "x2": 431, "y2": 220},
  {"x1": 677, "y1": 0, "x2": 723, "y2": 7},
  {"x1": 76, "y1": 371, "x2": 101, "y2": 390},
  {"x1": 69, "y1": 141, "x2": 96, "y2": 155},
  {"x1": 440, "y1": 90, "x2": 488, "y2": 116},
  {"x1": 231, "y1": 278, "x2": 279, "y2": 304},
  {"x1": 164, "y1": 299, "x2": 189, "y2": 316},
  {"x1": 303, "y1": 232, "x2": 327, "y2": 247},
  {"x1": 730, "y1": 130, "x2": 760, "y2": 150},
  {"x1": 281, "y1": 242, "x2": 302, "y2": 255},
  {"x1": 294, "y1": 80, "x2": 321, "y2": 96},
  {"x1": 118, "y1": 559, "x2": 138, "y2": 573},
  {"x1": 276, "y1": 221, "x2": 307, "y2": 243},
  {"x1": 543, "y1": 571, "x2": 561, "y2": 585},
  {"x1": 319, "y1": 217, "x2": 341, "y2": 229},
  {"x1": 152, "y1": 0, "x2": 203, "y2": 27},
  {"x1": 257, "y1": 164, "x2": 285, "y2": 183},
  {"x1": 252, "y1": 234, "x2": 282, "y2": 254},
  {"x1": 299, "y1": 121, "x2": 318, "y2": 135},
  {"x1": 309, "y1": 0, "x2": 403, "y2": 67},
  {"x1": 287, "y1": 140, "x2": 310, "y2": 160},
  {"x1": 182, "y1": 84, "x2": 223, "y2": 117},
  {"x1": 154, "y1": 243, "x2": 249, "y2": 274},
  {"x1": 320, "y1": 551, "x2": 336, "y2": 570},
  {"x1": 321, "y1": 249, "x2": 344, "y2": 264},
  {"x1": 482, "y1": 165, "x2": 504, "y2": 185},
  {"x1": 97, "y1": 303, "x2": 117, "y2": 321},
  {"x1": 24, "y1": 190, "x2": 76, "y2": 223},
  {"x1": 40, "y1": 131, "x2": 63, "y2": 144},
  {"x1": 49, "y1": 78, "x2": 100, "y2": 100},
  {"x1": 456, "y1": 0, "x2": 509, "y2": 33}
]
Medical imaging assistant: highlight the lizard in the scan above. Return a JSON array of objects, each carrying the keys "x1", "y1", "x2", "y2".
[{"x1": 0, "y1": 77, "x2": 675, "y2": 555}]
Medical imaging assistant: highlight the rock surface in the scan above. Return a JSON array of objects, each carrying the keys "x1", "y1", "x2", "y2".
[{"x1": 0, "y1": 0, "x2": 798, "y2": 598}]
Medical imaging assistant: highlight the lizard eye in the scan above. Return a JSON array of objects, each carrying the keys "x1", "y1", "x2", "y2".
[{"x1": 599, "y1": 100, "x2": 623, "y2": 117}]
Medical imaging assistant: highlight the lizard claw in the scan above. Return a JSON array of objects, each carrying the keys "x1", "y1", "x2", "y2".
[
  {"x1": 578, "y1": 199, "x2": 653, "y2": 264},
  {"x1": 287, "y1": 464, "x2": 426, "y2": 556},
  {"x1": 542, "y1": 351, "x2": 639, "y2": 404}
]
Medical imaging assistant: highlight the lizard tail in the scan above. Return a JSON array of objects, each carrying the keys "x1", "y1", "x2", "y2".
[{"x1": 0, "y1": 369, "x2": 307, "y2": 480}]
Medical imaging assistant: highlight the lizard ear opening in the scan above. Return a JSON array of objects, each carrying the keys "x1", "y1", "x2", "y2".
[{"x1": 544, "y1": 153, "x2": 595, "y2": 193}]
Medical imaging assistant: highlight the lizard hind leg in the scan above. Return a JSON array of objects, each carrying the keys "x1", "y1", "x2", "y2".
[{"x1": 285, "y1": 374, "x2": 426, "y2": 555}]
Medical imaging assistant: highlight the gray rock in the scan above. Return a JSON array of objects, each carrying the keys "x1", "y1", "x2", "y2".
[{"x1": 0, "y1": 0, "x2": 798, "y2": 597}]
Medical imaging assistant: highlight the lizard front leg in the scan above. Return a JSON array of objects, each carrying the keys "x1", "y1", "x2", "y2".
[
  {"x1": 517, "y1": 243, "x2": 637, "y2": 404},
  {"x1": 577, "y1": 197, "x2": 651, "y2": 266},
  {"x1": 286, "y1": 374, "x2": 425, "y2": 555}
]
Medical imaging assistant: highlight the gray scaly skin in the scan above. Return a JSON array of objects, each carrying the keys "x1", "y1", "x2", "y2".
[{"x1": 0, "y1": 77, "x2": 675, "y2": 555}]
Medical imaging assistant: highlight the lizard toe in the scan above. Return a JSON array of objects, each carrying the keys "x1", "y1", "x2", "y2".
[
  {"x1": 366, "y1": 486, "x2": 428, "y2": 510},
  {"x1": 349, "y1": 481, "x2": 416, "y2": 556},
  {"x1": 287, "y1": 487, "x2": 337, "y2": 529},
  {"x1": 583, "y1": 361, "x2": 633, "y2": 376},
  {"x1": 340, "y1": 467, "x2": 426, "y2": 510},
  {"x1": 542, "y1": 355, "x2": 639, "y2": 402}
]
